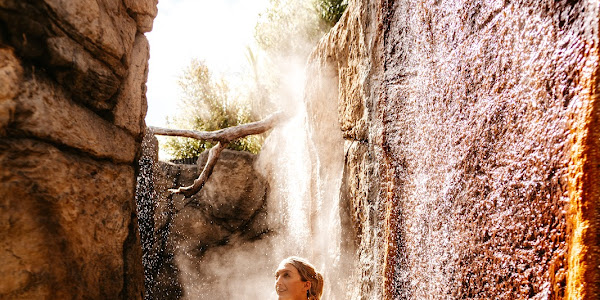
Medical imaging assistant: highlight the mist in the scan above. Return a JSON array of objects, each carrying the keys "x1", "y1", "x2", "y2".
[{"x1": 144, "y1": 0, "x2": 352, "y2": 299}]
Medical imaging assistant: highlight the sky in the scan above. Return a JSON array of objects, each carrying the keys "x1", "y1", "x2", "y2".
[{"x1": 145, "y1": 0, "x2": 269, "y2": 127}]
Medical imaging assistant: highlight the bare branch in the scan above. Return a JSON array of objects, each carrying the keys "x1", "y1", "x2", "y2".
[
  {"x1": 150, "y1": 111, "x2": 284, "y2": 197},
  {"x1": 149, "y1": 111, "x2": 283, "y2": 143},
  {"x1": 169, "y1": 142, "x2": 228, "y2": 197}
]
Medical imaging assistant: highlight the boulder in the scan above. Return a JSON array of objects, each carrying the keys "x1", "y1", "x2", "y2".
[
  {"x1": 157, "y1": 150, "x2": 269, "y2": 249},
  {"x1": 150, "y1": 150, "x2": 269, "y2": 299}
]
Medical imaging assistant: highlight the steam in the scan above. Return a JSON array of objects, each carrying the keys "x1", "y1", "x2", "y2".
[
  {"x1": 144, "y1": 0, "x2": 351, "y2": 299},
  {"x1": 170, "y1": 57, "x2": 348, "y2": 299}
]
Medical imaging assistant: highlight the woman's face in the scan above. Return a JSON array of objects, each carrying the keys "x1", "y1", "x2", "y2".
[{"x1": 275, "y1": 262, "x2": 310, "y2": 300}]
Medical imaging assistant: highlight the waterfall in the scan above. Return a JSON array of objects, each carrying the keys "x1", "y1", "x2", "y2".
[
  {"x1": 136, "y1": 59, "x2": 349, "y2": 299},
  {"x1": 254, "y1": 61, "x2": 349, "y2": 299},
  {"x1": 137, "y1": 1, "x2": 600, "y2": 298}
]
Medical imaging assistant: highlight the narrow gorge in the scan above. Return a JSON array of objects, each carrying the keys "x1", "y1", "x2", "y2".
[{"x1": 2, "y1": 1, "x2": 599, "y2": 299}]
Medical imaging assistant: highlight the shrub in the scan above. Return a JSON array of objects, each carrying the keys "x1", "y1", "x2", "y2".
[{"x1": 163, "y1": 60, "x2": 263, "y2": 159}]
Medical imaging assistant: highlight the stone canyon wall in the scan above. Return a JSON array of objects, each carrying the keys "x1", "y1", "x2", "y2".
[
  {"x1": 0, "y1": 0, "x2": 157, "y2": 298},
  {"x1": 139, "y1": 137, "x2": 269, "y2": 299},
  {"x1": 306, "y1": 0, "x2": 600, "y2": 299}
]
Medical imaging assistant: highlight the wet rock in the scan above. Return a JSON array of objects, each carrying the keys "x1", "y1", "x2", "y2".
[
  {"x1": 150, "y1": 150, "x2": 268, "y2": 299},
  {"x1": 306, "y1": 0, "x2": 600, "y2": 298}
]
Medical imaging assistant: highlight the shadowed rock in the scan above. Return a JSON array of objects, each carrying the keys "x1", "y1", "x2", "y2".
[
  {"x1": 147, "y1": 149, "x2": 269, "y2": 299},
  {"x1": 0, "y1": 0, "x2": 157, "y2": 298}
]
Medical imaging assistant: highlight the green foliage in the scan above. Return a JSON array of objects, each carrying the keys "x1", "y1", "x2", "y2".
[
  {"x1": 254, "y1": 0, "x2": 328, "y2": 57},
  {"x1": 314, "y1": 0, "x2": 348, "y2": 27},
  {"x1": 254, "y1": 0, "x2": 348, "y2": 57},
  {"x1": 163, "y1": 60, "x2": 263, "y2": 159},
  {"x1": 162, "y1": 0, "x2": 348, "y2": 160}
]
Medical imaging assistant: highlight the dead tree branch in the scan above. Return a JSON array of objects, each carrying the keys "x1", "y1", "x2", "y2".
[
  {"x1": 169, "y1": 141, "x2": 227, "y2": 197},
  {"x1": 149, "y1": 111, "x2": 283, "y2": 143},
  {"x1": 150, "y1": 111, "x2": 283, "y2": 197}
]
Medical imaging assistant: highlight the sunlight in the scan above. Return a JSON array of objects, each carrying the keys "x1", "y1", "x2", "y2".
[{"x1": 145, "y1": 0, "x2": 269, "y2": 128}]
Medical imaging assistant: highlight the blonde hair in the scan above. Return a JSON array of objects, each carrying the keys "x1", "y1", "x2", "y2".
[{"x1": 281, "y1": 256, "x2": 324, "y2": 300}]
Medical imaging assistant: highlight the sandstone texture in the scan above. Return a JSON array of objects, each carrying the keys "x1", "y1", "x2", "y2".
[
  {"x1": 0, "y1": 139, "x2": 139, "y2": 298},
  {"x1": 306, "y1": 0, "x2": 600, "y2": 299},
  {"x1": 141, "y1": 146, "x2": 269, "y2": 299},
  {"x1": 0, "y1": 0, "x2": 156, "y2": 298}
]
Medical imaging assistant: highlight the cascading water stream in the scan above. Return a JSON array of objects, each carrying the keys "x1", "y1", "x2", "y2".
[
  {"x1": 136, "y1": 62, "x2": 350, "y2": 299},
  {"x1": 136, "y1": 1, "x2": 600, "y2": 298},
  {"x1": 253, "y1": 64, "x2": 349, "y2": 299}
]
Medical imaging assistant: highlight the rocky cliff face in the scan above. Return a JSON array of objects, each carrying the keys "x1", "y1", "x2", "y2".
[
  {"x1": 0, "y1": 0, "x2": 157, "y2": 298},
  {"x1": 140, "y1": 144, "x2": 269, "y2": 299},
  {"x1": 307, "y1": 0, "x2": 600, "y2": 299}
]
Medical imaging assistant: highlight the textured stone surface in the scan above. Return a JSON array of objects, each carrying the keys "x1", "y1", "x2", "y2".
[
  {"x1": 565, "y1": 21, "x2": 600, "y2": 300},
  {"x1": 114, "y1": 33, "x2": 150, "y2": 136},
  {"x1": 147, "y1": 150, "x2": 269, "y2": 299},
  {"x1": 124, "y1": 0, "x2": 158, "y2": 32},
  {"x1": 0, "y1": 0, "x2": 155, "y2": 298},
  {"x1": 306, "y1": 0, "x2": 600, "y2": 299},
  {"x1": 0, "y1": 139, "x2": 140, "y2": 298},
  {"x1": 43, "y1": 0, "x2": 136, "y2": 64},
  {"x1": 0, "y1": 47, "x2": 22, "y2": 101},
  {"x1": 0, "y1": 47, "x2": 22, "y2": 133},
  {"x1": 306, "y1": 1, "x2": 386, "y2": 298},
  {"x1": 0, "y1": 0, "x2": 147, "y2": 112},
  {"x1": 46, "y1": 36, "x2": 120, "y2": 111},
  {"x1": 12, "y1": 74, "x2": 136, "y2": 163}
]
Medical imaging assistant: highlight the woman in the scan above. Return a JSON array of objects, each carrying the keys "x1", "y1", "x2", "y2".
[{"x1": 274, "y1": 256, "x2": 324, "y2": 300}]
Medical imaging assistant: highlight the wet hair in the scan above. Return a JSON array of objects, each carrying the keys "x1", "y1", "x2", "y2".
[{"x1": 281, "y1": 256, "x2": 324, "y2": 300}]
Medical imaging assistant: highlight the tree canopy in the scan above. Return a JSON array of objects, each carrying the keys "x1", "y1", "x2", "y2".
[
  {"x1": 162, "y1": 60, "x2": 262, "y2": 159},
  {"x1": 162, "y1": 0, "x2": 348, "y2": 159}
]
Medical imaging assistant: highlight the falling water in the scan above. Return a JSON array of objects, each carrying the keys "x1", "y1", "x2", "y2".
[
  {"x1": 136, "y1": 58, "x2": 349, "y2": 299},
  {"x1": 254, "y1": 60, "x2": 349, "y2": 299},
  {"x1": 136, "y1": 1, "x2": 600, "y2": 299},
  {"x1": 361, "y1": 0, "x2": 595, "y2": 298}
]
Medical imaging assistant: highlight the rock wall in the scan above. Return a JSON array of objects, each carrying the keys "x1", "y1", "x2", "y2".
[
  {"x1": 141, "y1": 144, "x2": 269, "y2": 299},
  {"x1": 0, "y1": 0, "x2": 157, "y2": 298},
  {"x1": 307, "y1": 0, "x2": 600, "y2": 299}
]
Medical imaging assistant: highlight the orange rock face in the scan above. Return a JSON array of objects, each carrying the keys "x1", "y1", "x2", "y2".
[
  {"x1": 306, "y1": 0, "x2": 600, "y2": 298},
  {"x1": 566, "y1": 39, "x2": 600, "y2": 300}
]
